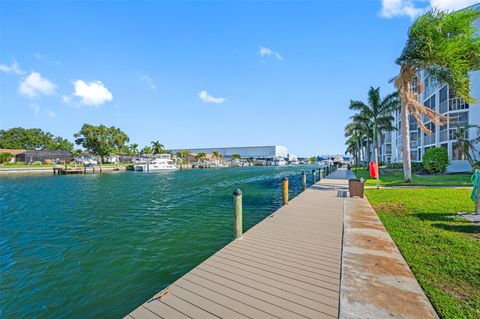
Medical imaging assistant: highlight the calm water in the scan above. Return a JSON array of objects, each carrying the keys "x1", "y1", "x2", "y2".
[{"x1": 0, "y1": 165, "x2": 320, "y2": 318}]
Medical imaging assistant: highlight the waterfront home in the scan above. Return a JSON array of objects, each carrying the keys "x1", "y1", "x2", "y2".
[
  {"x1": 15, "y1": 150, "x2": 71, "y2": 164},
  {"x1": 0, "y1": 149, "x2": 27, "y2": 163}
]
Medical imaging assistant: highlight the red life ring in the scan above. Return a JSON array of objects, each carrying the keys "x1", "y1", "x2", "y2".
[{"x1": 369, "y1": 161, "x2": 378, "y2": 178}]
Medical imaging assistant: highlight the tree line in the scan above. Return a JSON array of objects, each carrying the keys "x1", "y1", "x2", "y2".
[
  {"x1": 345, "y1": 8, "x2": 480, "y2": 182},
  {"x1": 0, "y1": 124, "x2": 171, "y2": 163}
]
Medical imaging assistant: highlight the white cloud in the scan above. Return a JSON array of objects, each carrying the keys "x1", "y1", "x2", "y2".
[
  {"x1": 258, "y1": 46, "x2": 283, "y2": 61},
  {"x1": 139, "y1": 75, "x2": 158, "y2": 90},
  {"x1": 379, "y1": 0, "x2": 426, "y2": 19},
  {"x1": 430, "y1": 0, "x2": 479, "y2": 10},
  {"x1": 0, "y1": 61, "x2": 25, "y2": 75},
  {"x1": 379, "y1": 0, "x2": 478, "y2": 19},
  {"x1": 198, "y1": 90, "x2": 226, "y2": 104},
  {"x1": 19, "y1": 72, "x2": 56, "y2": 98},
  {"x1": 72, "y1": 80, "x2": 113, "y2": 106}
]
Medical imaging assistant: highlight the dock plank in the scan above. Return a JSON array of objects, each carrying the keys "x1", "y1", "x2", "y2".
[{"x1": 126, "y1": 168, "x2": 351, "y2": 319}]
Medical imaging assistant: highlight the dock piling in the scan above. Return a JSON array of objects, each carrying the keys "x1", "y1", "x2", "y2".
[
  {"x1": 301, "y1": 171, "x2": 306, "y2": 192},
  {"x1": 233, "y1": 188, "x2": 243, "y2": 239},
  {"x1": 282, "y1": 177, "x2": 289, "y2": 205}
]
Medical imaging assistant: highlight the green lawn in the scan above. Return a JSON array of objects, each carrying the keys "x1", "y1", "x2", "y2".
[
  {"x1": 354, "y1": 167, "x2": 472, "y2": 187},
  {"x1": 366, "y1": 188, "x2": 479, "y2": 319}
]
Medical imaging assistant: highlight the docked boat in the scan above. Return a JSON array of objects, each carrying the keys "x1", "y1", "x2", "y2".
[
  {"x1": 289, "y1": 158, "x2": 299, "y2": 165},
  {"x1": 134, "y1": 154, "x2": 177, "y2": 171},
  {"x1": 272, "y1": 156, "x2": 287, "y2": 166}
]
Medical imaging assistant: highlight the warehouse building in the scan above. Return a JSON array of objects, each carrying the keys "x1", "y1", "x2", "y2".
[{"x1": 170, "y1": 145, "x2": 288, "y2": 159}]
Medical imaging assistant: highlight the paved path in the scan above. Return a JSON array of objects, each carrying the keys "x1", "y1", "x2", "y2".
[
  {"x1": 126, "y1": 168, "x2": 351, "y2": 319},
  {"x1": 341, "y1": 196, "x2": 439, "y2": 319}
]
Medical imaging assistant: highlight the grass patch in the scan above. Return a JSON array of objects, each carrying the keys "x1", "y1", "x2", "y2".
[
  {"x1": 354, "y1": 167, "x2": 472, "y2": 187},
  {"x1": 366, "y1": 188, "x2": 479, "y2": 319}
]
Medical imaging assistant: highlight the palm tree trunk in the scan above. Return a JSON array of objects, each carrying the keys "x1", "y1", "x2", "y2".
[
  {"x1": 374, "y1": 128, "x2": 380, "y2": 189},
  {"x1": 401, "y1": 102, "x2": 412, "y2": 182}
]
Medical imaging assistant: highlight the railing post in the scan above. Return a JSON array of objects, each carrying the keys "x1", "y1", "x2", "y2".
[
  {"x1": 282, "y1": 177, "x2": 289, "y2": 205},
  {"x1": 312, "y1": 169, "x2": 316, "y2": 184},
  {"x1": 318, "y1": 169, "x2": 322, "y2": 181},
  {"x1": 233, "y1": 188, "x2": 243, "y2": 239},
  {"x1": 302, "y1": 171, "x2": 306, "y2": 192}
]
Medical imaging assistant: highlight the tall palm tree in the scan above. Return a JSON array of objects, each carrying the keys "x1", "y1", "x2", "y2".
[
  {"x1": 344, "y1": 122, "x2": 362, "y2": 166},
  {"x1": 151, "y1": 141, "x2": 165, "y2": 155},
  {"x1": 129, "y1": 143, "x2": 139, "y2": 156},
  {"x1": 395, "y1": 8, "x2": 480, "y2": 182},
  {"x1": 141, "y1": 146, "x2": 153, "y2": 155},
  {"x1": 350, "y1": 87, "x2": 399, "y2": 186}
]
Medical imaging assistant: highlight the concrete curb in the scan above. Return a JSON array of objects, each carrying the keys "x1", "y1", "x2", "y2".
[{"x1": 340, "y1": 197, "x2": 438, "y2": 319}]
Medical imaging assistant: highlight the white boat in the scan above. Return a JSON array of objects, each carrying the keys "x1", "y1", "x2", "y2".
[
  {"x1": 289, "y1": 158, "x2": 299, "y2": 165},
  {"x1": 134, "y1": 154, "x2": 177, "y2": 171},
  {"x1": 272, "y1": 157, "x2": 287, "y2": 166}
]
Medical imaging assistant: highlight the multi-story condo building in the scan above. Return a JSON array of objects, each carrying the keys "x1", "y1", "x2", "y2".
[{"x1": 380, "y1": 4, "x2": 480, "y2": 172}]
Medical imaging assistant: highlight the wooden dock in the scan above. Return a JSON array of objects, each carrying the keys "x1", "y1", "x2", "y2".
[{"x1": 127, "y1": 169, "x2": 352, "y2": 319}]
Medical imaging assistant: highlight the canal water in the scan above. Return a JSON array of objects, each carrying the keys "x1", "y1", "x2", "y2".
[{"x1": 0, "y1": 165, "x2": 321, "y2": 318}]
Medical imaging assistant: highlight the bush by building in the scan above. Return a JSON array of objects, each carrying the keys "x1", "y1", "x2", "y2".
[{"x1": 423, "y1": 147, "x2": 449, "y2": 174}]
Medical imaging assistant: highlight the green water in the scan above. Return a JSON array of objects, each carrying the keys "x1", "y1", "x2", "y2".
[{"x1": 0, "y1": 165, "x2": 321, "y2": 318}]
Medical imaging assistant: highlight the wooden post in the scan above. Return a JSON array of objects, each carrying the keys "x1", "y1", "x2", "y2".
[
  {"x1": 312, "y1": 169, "x2": 316, "y2": 184},
  {"x1": 233, "y1": 188, "x2": 243, "y2": 239},
  {"x1": 64, "y1": 161, "x2": 68, "y2": 175},
  {"x1": 318, "y1": 169, "x2": 322, "y2": 181},
  {"x1": 282, "y1": 177, "x2": 289, "y2": 205},
  {"x1": 302, "y1": 171, "x2": 306, "y2": 192}
]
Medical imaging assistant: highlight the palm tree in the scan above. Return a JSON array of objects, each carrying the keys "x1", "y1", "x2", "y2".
[
  {"x1": 345, "y1": 122, "x2": 363, "y2": 166},
  {"x1": 453, "y1": 124, "x2": 480, "y2": 168},
  {"x1": 195, "y1": 152, "x2": 207, "y2": 163},
  {"x1": 212, "y1": 150, "x2": 220, "y2": 167},
  {"x1": 151, "y1": 141, "x2": 165, "y2": 155},
  {"x1": 129, "y1": 143, "x2": 139, "y2": 156},
  {"x1": 395, "y1": 8, "x2": 480, "y2": 182},
  {"x1": 350, "y1": 87, "x2": 399, "y2": 186},
  {"x1": 141, "y1": 146, "x2": 153, "y2": 155}
]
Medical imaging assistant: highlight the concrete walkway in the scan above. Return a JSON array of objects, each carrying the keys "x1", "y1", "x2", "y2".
[{"x1": 125, "y1": 168, "x2": 438, "y2": 319}]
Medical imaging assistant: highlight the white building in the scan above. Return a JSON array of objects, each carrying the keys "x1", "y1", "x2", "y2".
[
  {"x1": 380, "y1": 4, "x2": 480, "y2": 172},
  {"x1": 170, "y1": 145, "x2": 288, "y2": 159}
]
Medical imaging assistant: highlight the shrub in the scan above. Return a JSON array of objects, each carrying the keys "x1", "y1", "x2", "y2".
[
  {"x1": 472, "y1": 161, "x2": 480, "y2": 170},
  {"x1": 44, "y1": 159, "x2": 53, "y2": 165},
  {"x1": 0, "y1": 152, "x2": 13, "y2": 164},
  {"x1": 423, "y1": 147, "x2": 449, "y2": 174},
  {"x1": 32, "y1": 161, "x2": 42, "y2": 165}
]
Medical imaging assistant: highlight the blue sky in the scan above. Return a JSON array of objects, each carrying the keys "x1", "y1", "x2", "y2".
[{"x1": 0, "y1": 0, "x2": 475, "y2": 156}]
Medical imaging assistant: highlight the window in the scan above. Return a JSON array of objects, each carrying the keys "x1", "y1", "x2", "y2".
[
  {"x1": 423, "y1": 122, "x2": 436, "y2": 145},
  {"x1": 449, "y1": 112, "x2": 469, "y2": 128},
  {"x1": 439, "y1": 85, "x2": 448, "y2": 113}
]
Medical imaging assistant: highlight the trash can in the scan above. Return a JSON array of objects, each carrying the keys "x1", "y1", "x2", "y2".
[{"x1": 349, "y1": 179, "x2": 364, "y2": 198}]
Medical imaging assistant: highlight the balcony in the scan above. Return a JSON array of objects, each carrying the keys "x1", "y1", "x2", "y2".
[{"x1": 424, "y1": 134, "x2": 435, "y2": 145}]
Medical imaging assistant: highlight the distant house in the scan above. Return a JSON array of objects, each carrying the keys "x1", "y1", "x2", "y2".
[
  {"x1": 15, "y1": 150, "x2": 72, "y2": 164},
  {"x1": 0, "y1": 149, "x2": 27, "y2": 163}
]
